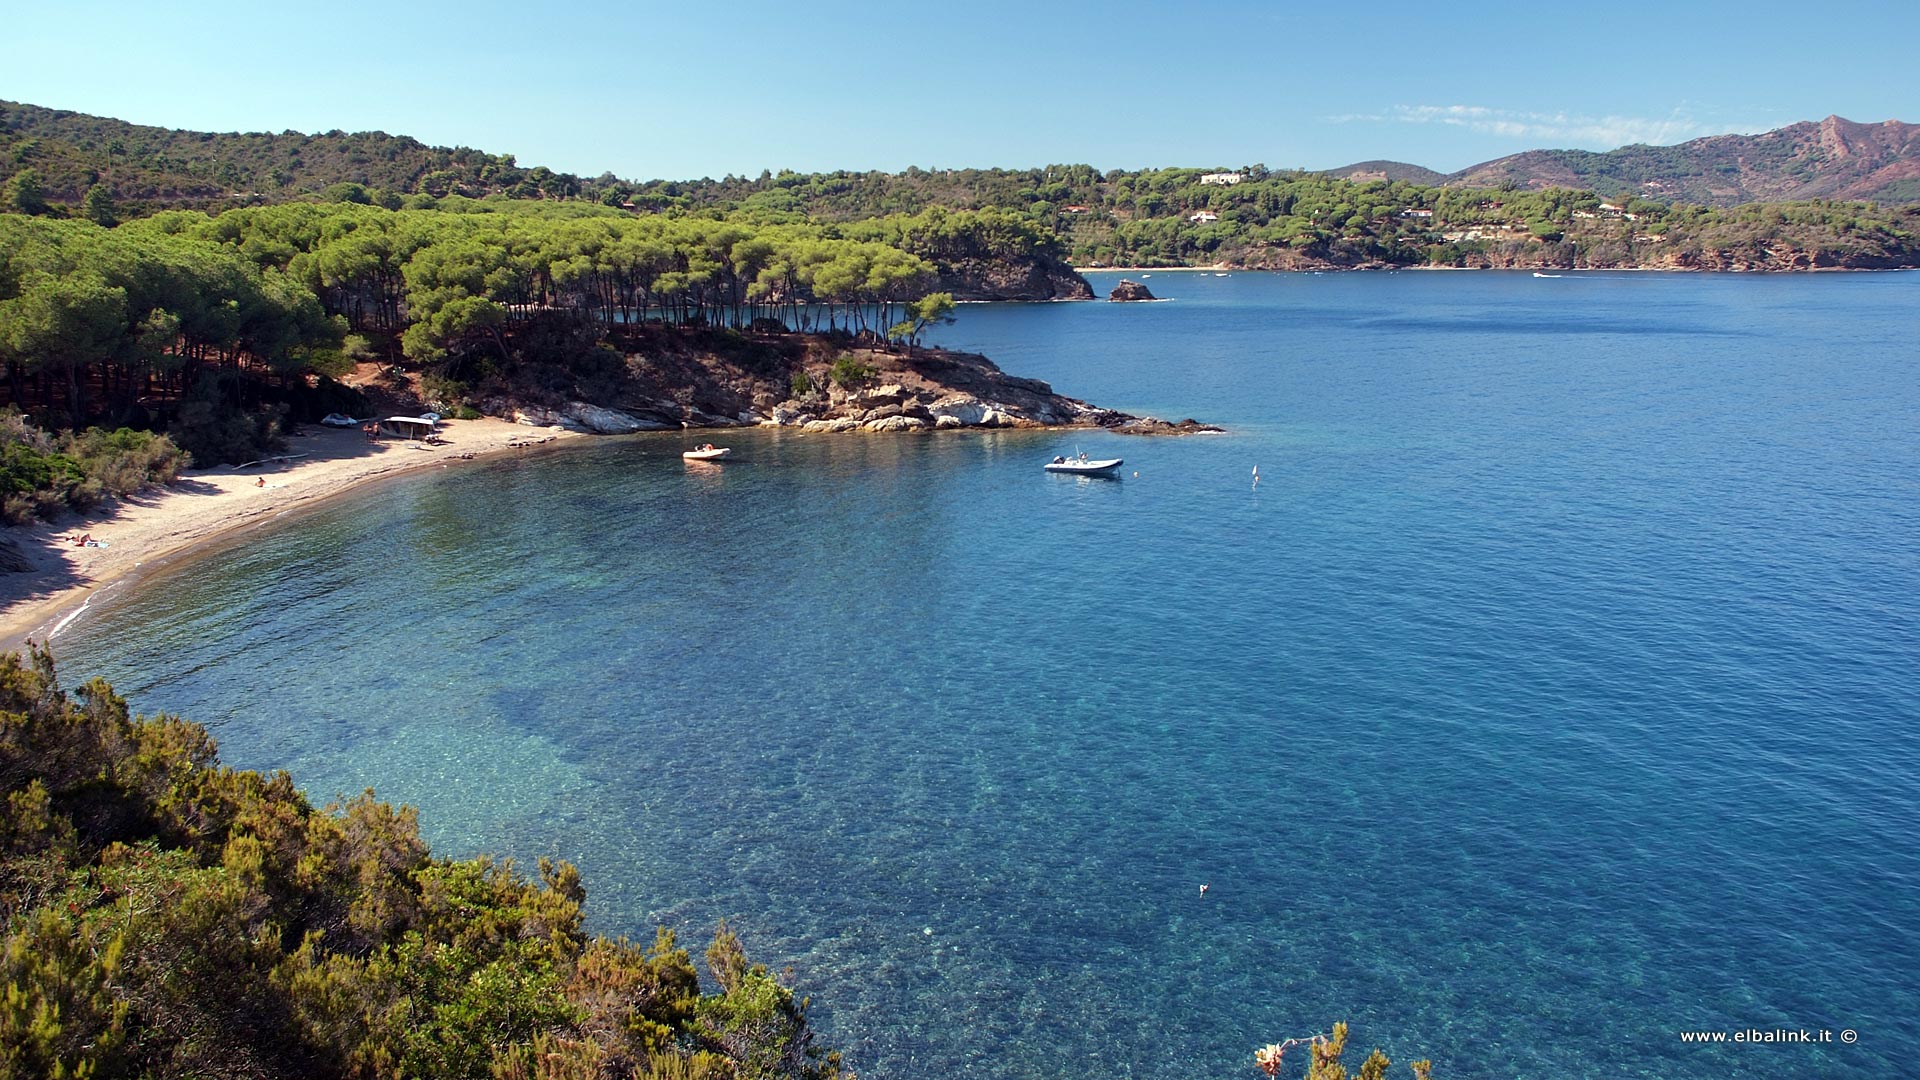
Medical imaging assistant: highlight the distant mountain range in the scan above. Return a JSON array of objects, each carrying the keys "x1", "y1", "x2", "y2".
[
  {"x1": 4, "y1": 98, "x2": 1917, "y2": 212},
  {"x1": 1322, "y1": 116, "x2": 1920, "y2": 206}
]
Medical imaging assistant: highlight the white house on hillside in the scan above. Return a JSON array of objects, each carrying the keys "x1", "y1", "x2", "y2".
[{"x1": 1199, "y1": 173, "x2": 1244, "y2": 185}]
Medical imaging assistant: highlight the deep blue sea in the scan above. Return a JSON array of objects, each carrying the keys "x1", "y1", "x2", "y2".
[{"x1": 56, "y1": 270, "x2": 1920, "y2": 1079}]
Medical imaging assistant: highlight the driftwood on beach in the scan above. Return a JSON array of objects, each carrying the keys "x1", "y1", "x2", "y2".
[{"x1": 235, "y1": 453, "x2": 310, "y2": 470}]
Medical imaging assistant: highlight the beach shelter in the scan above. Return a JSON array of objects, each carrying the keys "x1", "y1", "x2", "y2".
[{"x1": 379, "y1": 416, "x2": 439, "y2": 440}]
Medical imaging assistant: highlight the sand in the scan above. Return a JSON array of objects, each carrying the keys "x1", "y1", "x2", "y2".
[{"x1": 0, "y1": 418, "x2": 587, "y2": 653}]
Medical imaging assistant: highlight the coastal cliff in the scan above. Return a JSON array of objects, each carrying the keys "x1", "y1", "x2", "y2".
[{"x1": 472, "y1": 325, "x2": 1212, "y2": 436}]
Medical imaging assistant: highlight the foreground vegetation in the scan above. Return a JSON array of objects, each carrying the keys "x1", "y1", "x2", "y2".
[{"x1": 0, "y1": 648, "x2": 843, "y2": 1079}]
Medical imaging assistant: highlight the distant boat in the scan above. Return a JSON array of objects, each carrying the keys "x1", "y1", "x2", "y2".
[
  {"x1": 683, "y1": 445, "x2": 731, "y2": 461},
  {"x1": 1045, "y1": 454, "x2": 1123, "y2": 474},
  {"x1": 1533, "y1": 272, "x2": 1564, "y2": 278}
]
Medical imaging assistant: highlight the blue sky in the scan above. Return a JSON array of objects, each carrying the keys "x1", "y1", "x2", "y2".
[{"x1": 6, "y1": 0, "x2": 1917, "y2": 180}]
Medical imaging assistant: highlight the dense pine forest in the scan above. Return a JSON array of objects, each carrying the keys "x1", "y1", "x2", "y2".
[{"x1": 1, "y1": 200, "x2": 1073, "y2": 517}]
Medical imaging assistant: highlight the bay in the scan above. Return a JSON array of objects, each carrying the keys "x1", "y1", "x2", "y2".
[{"x1": 57, "y1": 270, "x2": 1920, "y2": 1079}]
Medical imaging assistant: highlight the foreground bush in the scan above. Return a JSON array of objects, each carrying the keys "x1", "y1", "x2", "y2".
[{"x1": 0, "y1": 648, "x2": 841, "y2": 1080}]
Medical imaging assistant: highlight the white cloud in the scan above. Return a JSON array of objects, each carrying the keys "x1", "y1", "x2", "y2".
[{"x1": 1330, "y1": 104, "x2": 1771, "y2": 148}]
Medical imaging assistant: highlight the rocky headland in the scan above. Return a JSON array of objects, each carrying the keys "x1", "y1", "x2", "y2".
[
  {"x1": 934, "y1": 251, "x2": 1094, "y2": 301},
  {"x1": 474, "y1": 325, "x2": 1215, "y2": 437}
]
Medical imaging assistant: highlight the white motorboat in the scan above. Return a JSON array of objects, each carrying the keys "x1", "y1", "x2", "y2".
[
  {"x1": 1044, "y1": 454, "x2": 1123, "y2": 474},
  {"x1": 683, "y1": 445, "x2": 732, "y2": 461}
]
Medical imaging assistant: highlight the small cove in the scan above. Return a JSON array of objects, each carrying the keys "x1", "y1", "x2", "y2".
[{"x1": 56, "y1": 270, "x2": 1920, "y2": 1080}]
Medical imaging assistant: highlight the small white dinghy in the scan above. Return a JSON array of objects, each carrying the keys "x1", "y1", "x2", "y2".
[
  {"x1": 1044, "y1": 454, "x2": 1123, "y2": 474},
  {"x1": 683, "y1": 444, "x2": 732, "y2": 461}
]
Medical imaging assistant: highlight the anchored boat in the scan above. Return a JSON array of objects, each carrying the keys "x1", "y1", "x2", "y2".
[{"x1": 1044, "y1": 454, "x2": 1123, "y2": 475}]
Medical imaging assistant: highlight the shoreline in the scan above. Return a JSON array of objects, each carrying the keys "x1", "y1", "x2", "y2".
[
  {"x1": 1076, "y1": 263, "x2": 1920, "y2": 274},
  {"x1": 0, "y1": 418, "x2": 587, "y2": 655}
]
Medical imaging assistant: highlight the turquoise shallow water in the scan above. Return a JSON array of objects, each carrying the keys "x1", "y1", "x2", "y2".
[{"x1": 57, "y1": 270, "x2": 1920, "y2": 1079}]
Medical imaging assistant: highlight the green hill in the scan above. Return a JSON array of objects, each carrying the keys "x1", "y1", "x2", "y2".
[
  {"x1": 1318, "y1": 160, "x2": 1448, "y2": 186},
  {"x1": 0, "y1": 99, "x2": 610, "y2": 211}
]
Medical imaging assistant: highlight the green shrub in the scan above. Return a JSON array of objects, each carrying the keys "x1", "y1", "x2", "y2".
[
  {"x1": 0, "y1": 413, "x2": 187, "y2": 522},
  {"x1": 420, "y1": 373, "x2": 472, "y2": 410},
  {"x1": 790, "y1": 369, "x2": 814, "y2": 397},
  {"x1": 827, "y1": 354, "x2": 876, "y2": 389}
]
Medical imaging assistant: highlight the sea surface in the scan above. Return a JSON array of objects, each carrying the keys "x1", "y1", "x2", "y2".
[{"x1": 57, "y1": 270, "x2": 1920, "y2": 1079}]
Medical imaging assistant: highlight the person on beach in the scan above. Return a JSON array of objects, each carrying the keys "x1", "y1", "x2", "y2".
[{"x1": 256, "y1": 476, "x2": 266, "y2": 487}]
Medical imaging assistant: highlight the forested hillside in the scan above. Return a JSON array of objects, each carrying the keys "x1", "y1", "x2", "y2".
[
  {"x1": 0, "y1": 99, "x2": 619, "y2": 212},
  {"x1": 5, "y1": 100, "x2": 1916, "y2": 277},
  {"x1": 650, "y1": 165, "x2": 1920, "y2": 271}
]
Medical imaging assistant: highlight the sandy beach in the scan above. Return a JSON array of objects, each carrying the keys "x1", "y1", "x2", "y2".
[{"x1": 0, "y1": 418, "x2": 586, "y2": 653}]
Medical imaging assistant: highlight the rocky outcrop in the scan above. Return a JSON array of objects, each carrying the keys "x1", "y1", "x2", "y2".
[
  {"x1": 504, "y1": 402, "x2": 677, "y2": 434},
  {"x1": 477, "y1": 325, "x2": 1216, "y2": 439},
  {"x1": 754, "y1": 349, "x2": 1221, "y2": 436},
  {"x1": 1108, "y1": 279, "x2": 1156, "y2": 302},
  {"x1": 934, "y1": 253, "x2": 1094, "y2": 301}
]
